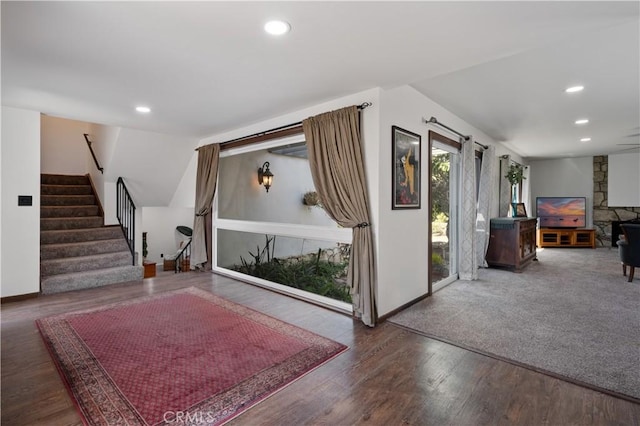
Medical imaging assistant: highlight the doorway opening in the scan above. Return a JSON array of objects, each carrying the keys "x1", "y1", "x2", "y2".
[{"x1": 429, "y1": 131, "x2": 461, "y2": 294}]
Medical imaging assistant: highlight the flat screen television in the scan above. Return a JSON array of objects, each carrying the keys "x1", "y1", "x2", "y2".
[{"x1": 536, "y1": 197, "x2": 586, "y2": 228}]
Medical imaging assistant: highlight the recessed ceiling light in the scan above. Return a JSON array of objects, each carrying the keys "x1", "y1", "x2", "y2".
[
  {"x1": 136, "y1": 106, "x2": 151, "y2": 113},
  {"x1": 575, "y1": 119, "x2": 589, "y2": 125},
  {"x1": 264, "y1": 20, "x2": 291, "y2": 35},
  {"x1": 580, "y1": 137, "x2": 591, "y2": 142},
  {"x1": 565, "y1": 85, "x2": 584, "y2": 93}
]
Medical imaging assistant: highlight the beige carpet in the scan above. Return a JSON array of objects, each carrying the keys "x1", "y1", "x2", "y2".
[{"x1": 389, "y1": 247, "x2": 640, "y2": 401}]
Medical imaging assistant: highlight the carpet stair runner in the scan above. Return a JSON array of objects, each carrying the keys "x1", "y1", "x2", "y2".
[{"x1": 40, "y1": 174, "x2": 143, "y2": 294}]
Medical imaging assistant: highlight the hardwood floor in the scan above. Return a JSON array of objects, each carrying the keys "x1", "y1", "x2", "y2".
[{"x1": 2, "y1": 272, "x2": 639, "y2": 425}]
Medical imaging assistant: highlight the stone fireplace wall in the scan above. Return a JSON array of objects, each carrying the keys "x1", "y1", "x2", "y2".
[{"x1": 592, "y1": 155, "x2": 640, "y2": 243}]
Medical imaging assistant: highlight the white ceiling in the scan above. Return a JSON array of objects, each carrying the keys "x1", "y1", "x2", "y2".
[{"x1": 2, "y1": 2, "x2": 639, "y2": 159}]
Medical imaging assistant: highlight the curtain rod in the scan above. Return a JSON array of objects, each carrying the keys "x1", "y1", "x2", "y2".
[
  {"x1": 196, "y1": 102, "x2": 372, "y2": 151},
  {"x1": 501, "y1": 155, "x2": 528, "y2": 169},
  {"x1": 423, "y1": 116, "x2": 489, "y2": 150}
]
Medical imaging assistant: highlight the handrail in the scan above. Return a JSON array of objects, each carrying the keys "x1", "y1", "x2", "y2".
[
  {"x1": 116, "y1": 177, "x2": 136, "y2": 265},
  {"x1": 174, "y1": 239, "x2": 191, "y2": 273},
  {"x1": 84, "y1": 133, "x2": 104, "y2": 174}
]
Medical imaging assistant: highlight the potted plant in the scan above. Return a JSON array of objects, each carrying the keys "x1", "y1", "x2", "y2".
[
  {"x1": 142, "y1": 231, "x2": 148, "y2": 263},
  {"x1": 303, "y1": 191, "x2": 322, "y2": 207},
  {"x1": 504, "y1": 164, "x2": 526, "y2": 202}
]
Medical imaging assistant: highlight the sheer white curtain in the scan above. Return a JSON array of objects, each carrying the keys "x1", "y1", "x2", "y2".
[
  {"x1": 476, "y1": 145, "x2": 496, "y2": 267},
  {"x1": 459, "y1": 137, "x2": 477, "y2": 280},
  {"x1": 522, "y1": 164, "x2": 532, "y2": 217}
]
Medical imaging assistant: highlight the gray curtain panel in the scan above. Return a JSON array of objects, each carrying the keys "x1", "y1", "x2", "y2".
[
  {"x1": 521, "y1": 164, "x2": 532, "y2": 218},
  {"x1": 476, "y1": 145, "x2": 497, "y2": 267},
  {"x1": 302, "y1": 105, "x2": 377, "y2": 327},
  {"x1": 192, "y1": 143, "x2": 220, "y2": 269},
  {"x1": 459, "y1": 137, "x2": 478, "y2": 280}
]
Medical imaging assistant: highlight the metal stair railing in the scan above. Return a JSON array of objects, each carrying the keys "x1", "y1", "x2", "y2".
[
  {"x1": 174, "y1": 239, "x2": 191, "y2": 273},
  {"x1": 116, "y1": 177, "x2": 136, "y2": 265}
]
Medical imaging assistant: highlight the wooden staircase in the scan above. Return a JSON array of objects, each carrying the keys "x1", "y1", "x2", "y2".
[{"x1": 40, "y1": 174, "x2": 143, "y2": 294}]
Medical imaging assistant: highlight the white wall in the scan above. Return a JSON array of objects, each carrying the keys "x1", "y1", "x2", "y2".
[
  {"x1": 102, "y1": 182, "x2": 118, "y2": 226},
  {"x1": 218, "y1": 149, "x2": 336, "y2": 225},
  {"x1": 141, "y1": 207, "x2": 195, "y2": 264},
  {"x1": 169, "y1": 153, "x2": 197, "y2": 208},
  {"x1": 107, "y1": 128, "x2": 198, "y2": 207},
  {"x1": 40, "y1": 115, "x2": 90, "y2": 175},
  {"x1": 216, "y1": 147, "x2": 339, "y2": 268},
  {"x1": 376, "y1": 85, "x2": 505, "y2": 316},
  {"x1": 1, "y1": 107, "x2": 41, "y2": 297},
  {"x1": 528, "y1": 156, "x2": 594, "y2": 227},
  {"x1": 87, "y1": 123, "x2": 120, "y2": 224},
  {"x1": 608, "y1": 152, "x2": 640, "y2": 207}
]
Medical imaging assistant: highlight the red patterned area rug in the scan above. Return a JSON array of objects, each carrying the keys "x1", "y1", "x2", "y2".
[{"x1": 36, "y1": 287, "x2": 347, "y2": 425}]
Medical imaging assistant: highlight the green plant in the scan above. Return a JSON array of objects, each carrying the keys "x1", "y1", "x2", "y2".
[
  {"x1": 234, "y1": 236, "x2": 351, "y2": 303},
  {"x1": 432, "y1": 252, "x2": 444, "y2": 266},
  {"x1": 434, "y1": 212, "x2": 448, "y2": 223},
  {"x1": 142, "y1": 232, "x2": 148, "y2": 258},
  {"x1": 303, "y1": 191, "x2": 322, "y2": 207},
  {"x1": 431, "y1": 153, "x2": 451, "y2": 220},
  {"x1": 504, "y1": 164, "x2": 526, "y2": 186}
]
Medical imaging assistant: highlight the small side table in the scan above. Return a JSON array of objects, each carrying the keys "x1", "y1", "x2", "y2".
[{"x1": 143, "y1": 262, "x2": 157, "y2": 278}]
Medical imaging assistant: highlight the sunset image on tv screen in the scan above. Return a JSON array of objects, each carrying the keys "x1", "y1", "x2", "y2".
[{"x1": 537, "y1": 198, "x2": 586, "y2": 227}]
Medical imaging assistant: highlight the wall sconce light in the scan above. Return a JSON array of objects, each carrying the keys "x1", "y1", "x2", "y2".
[{"x1": 257, "y1": 161, "x2": 273, "y2": 192}]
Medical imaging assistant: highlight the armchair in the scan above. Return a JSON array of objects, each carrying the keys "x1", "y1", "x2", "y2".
[{"x1": 617, "y1": 224, "x2": 640, "y2": 282}]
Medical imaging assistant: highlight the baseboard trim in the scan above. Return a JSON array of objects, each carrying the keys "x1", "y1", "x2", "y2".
[
  {"x1": 377, "y1": 292, "x2": 429, "y2": 324},
  {"x1": 1, "y1": 292, "x2": 39, "y2": 304}
]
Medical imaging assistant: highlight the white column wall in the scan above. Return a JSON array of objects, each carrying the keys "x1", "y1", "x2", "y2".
[
  {"x1": 376, "y1": 85, "x2": 502, "y2": 316},
  {"x1": 608, "y1": 152, "x2": 640, "y2": 207},
  {"x1": 1, "y1": 107, "x2": 41, "y2": 297}
]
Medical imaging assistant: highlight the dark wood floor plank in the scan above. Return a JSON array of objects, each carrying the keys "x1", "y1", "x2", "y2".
[{"x1": 2, "y1": 271, "x2": 639, "y2": 426}]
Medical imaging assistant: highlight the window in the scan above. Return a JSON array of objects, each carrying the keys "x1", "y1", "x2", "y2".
[{"x1": 214, "y1": 134, "x2": 353, "y2": 312}]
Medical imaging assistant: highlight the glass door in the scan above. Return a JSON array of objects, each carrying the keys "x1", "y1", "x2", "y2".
[{"x1": 429, "y1": 133, "x2": 461, "y2": 293}]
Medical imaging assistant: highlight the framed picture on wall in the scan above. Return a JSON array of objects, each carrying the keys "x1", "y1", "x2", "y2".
[{"x1": 392, "y1": 126, "x2": 421, "y2": 209}]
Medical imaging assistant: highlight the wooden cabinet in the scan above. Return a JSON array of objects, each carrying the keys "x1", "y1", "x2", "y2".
[
  {"x1": 486, "y1": 218, "x2": 537, "y2": 272},
  {"x1": 537, "y1": 228, "x2": 595, "y2": 248}
]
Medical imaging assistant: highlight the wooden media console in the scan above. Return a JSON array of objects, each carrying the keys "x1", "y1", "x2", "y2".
[{"x1": 537, "y1": 228, "x2": 596, "y2": 248}]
